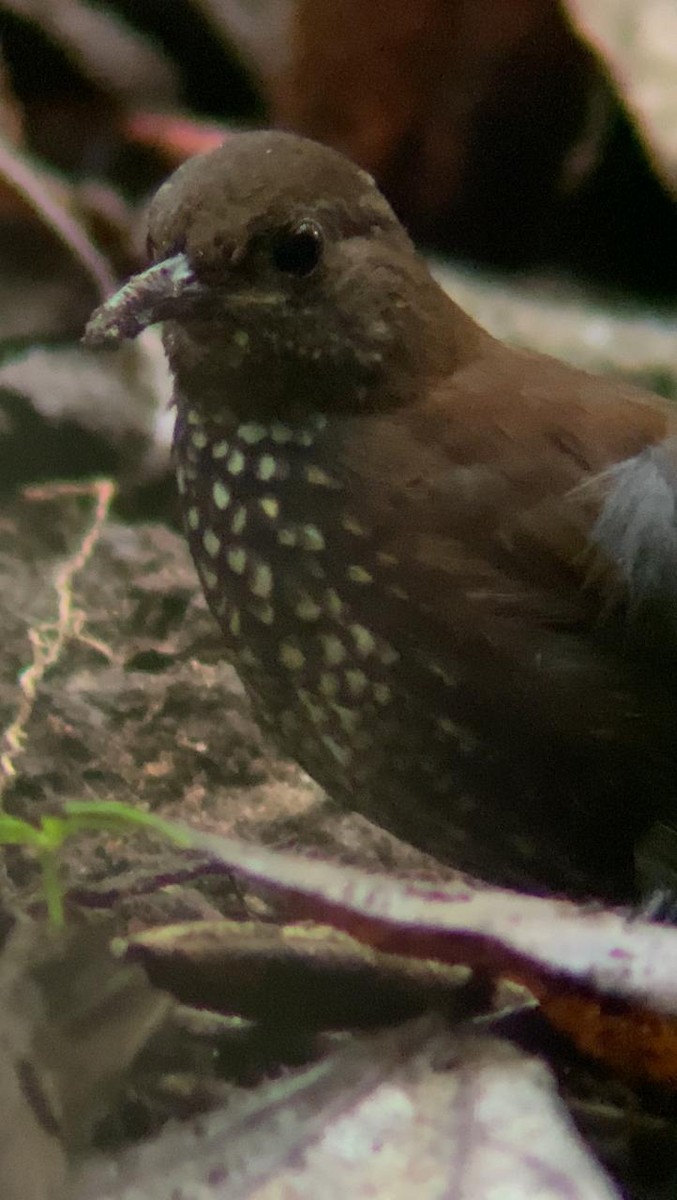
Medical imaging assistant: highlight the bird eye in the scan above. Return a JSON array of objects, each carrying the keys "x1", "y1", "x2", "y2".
[{"x1": 272, "y1": 220, "x2": 323, "y2": 277}]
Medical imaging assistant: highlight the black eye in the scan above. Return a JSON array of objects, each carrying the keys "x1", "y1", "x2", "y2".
[{"x1": 272, "y1": 220, "x2": 323, "y2": 277}]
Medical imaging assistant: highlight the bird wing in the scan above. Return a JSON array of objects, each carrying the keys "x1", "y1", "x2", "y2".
[{"x1": 330, "y1": 371, "x2": 677, "y2": 751}]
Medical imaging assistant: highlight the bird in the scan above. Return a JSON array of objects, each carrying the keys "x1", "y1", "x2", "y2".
[{"x1": 85, "y1": 129, "x2": 677, "y2": 903}]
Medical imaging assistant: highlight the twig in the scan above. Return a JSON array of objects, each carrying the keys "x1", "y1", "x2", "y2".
[
  {"x1": 0, "y1": 134, "x2": 117, "y2": 301},
  {"x1": 0, "y1": 479, "x2": 117, "y2": 800}
]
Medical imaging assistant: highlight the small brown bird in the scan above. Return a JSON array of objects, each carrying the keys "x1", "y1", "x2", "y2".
[{"x1": 86, "y1": 130, "x2": 677, "y2": 902}]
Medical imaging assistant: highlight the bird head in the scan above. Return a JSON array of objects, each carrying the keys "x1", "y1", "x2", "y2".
[{"x1": 85, "y1": 131, "x2": 477, "y2": 420}]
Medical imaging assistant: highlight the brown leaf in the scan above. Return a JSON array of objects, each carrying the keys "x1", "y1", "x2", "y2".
[{"x1": 125, "y1": 917, "x2": 485, "y2": 1028}]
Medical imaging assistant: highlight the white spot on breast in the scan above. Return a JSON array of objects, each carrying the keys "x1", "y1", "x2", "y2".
[
  {"x1": 295, "y1": 429, "x2": 316, "y2": 447},
  {"x1": 347, "y1": 565, "x2": 373, "y2": 585},
  {"x1": 428, "y1": 662, "x2": 458, "y2": 687},
  {"x1": 231, "y1": 505, "x2": 247, "y2": 535},
  {"x1": 279, "y1": 643, "x2": 305, "y2": 670},
  {"x1": 237, "y1": 421, "x2": 267, "y2": 444},
  {"x1": 233, "y1": 330, "x2": 250, "y2": 349},
  {"x1": 322, "y1": 635, "x2": 346, "y2": 666},
  {"x1": 299, "y1": 525, "x2": 325, "y2": 551},
  {"x1": 299, "y1": 691, "x2": 328, "y2": 725},
  {"x1": 202, "y1": 528, "x2": 221, "y2": 558},
  {"x1": 322, "y1": 735, "x2": 351, "y2": 766},
  {"x1": 212, "y1": 440, "x2": 229, "y2": 459},
  {"x1": 257, "y1": 454, "x2": 278, "y2": 481},
  {"x1": 250, "y1": 562, "x2": 273, "y2": 598},
  {"x1": 199, "y1": 566, "x2": 218, "y2": 590},
  {"x1": 227, "y1": 449, "x2": 246, "y2": 475},
  {"x1": 331, "y1": 703, "x2": 360, "y2": 733},
  {"x1": 436, "y1": 717, "x2": 477, "y2": 754},
  {"x1": 320, "y1": 672, "x2": 339, "y2": 698},
  {"x1": 227, "y1": 547, "x2": 247, "y2": 575},
  {"x1": 187, "y1": 507, "x2": 200, "y2": 530},
  {"x1": 350, "y1": 624, "x2": 376, "y2": 657},
  {"x1": 248, "y1": 598, "x2": 275, "y2": 625},
  {"x1": 191, "y1": 429, "x2": 208, "y2": 449},
  {"x1": 369, "y1": 319, "x2": 389, "y2": 338},
  {"x1": 238, "y1": 647, "x2": 259, "y2": 668},
  {"x1": 259, "y1": 496, "x2": 280, "y2": 521},
  {"x1": 270, "y1": 421, "x2": 294, "y2": 444},
  {"x1": 324, "y1": 589, "x2": 343, "y2": 618},
  {"x1": 305, "y1": 465, "x2": 342, "y2": 489},
  {"x1": 295, "y1": 594, "x2": 321, "y2": 621},
  {"x1": 212, "y1": 481, "x2": 230, "y2": 510},
  {"x1": 342, "y1": 515, "x2": 369, "y2": 537},
  {"x1": 277, "y1": 527, "x2": 297, "y2": 547},
  {"x1": 345, "y1": 669, "x2": 367, "y2": 696}
]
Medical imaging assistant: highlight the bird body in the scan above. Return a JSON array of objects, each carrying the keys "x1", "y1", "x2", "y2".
[{"x1": 86, "y1": 131, "x2": 677, "y2": 900}]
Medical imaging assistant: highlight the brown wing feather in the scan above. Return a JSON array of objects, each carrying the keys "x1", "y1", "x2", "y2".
[{"x1": 330, "y1": 345, "x2": 676, "y2": 749}]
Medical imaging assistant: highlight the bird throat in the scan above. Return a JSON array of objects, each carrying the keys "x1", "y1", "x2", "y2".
[{"x1": 174, "y1": 398, "x2": 409, "y2": 781}]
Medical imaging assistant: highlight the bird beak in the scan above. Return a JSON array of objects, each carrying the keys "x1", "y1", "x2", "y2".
[{"x1": 83, "y1": 252, "x2": 207, "y2": 346}]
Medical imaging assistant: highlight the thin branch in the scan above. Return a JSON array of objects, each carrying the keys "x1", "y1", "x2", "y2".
[
  {"x1": 0, "y1": 135, "x2": 117, "y2": 301},
  {"x1": 0, "y1": 479, "x2": 117, "y2": 801}
]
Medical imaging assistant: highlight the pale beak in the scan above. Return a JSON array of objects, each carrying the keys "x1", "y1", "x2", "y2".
[{"x1": 83, "y1": 253, "x2": 206, "y2": 347}]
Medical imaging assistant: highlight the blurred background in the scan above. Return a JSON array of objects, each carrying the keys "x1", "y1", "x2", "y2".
[
  {"x1": 1, "y1": 0, "x2": 677, "y2": 498},
  {"x1": 2, "y1": 14, "x2": 677, "y2": 1187}
]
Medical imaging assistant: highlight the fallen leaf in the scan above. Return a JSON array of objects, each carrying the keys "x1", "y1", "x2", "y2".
[
  {"x1": 0, "y1": 921, "x2": 171, "y2": 1200},
  {"x1": 75, "y1": 1017, "x2": 620, "y2": 1199}
]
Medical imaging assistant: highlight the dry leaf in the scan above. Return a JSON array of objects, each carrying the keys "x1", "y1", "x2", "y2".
[
  {"x1": 0, "y1": 921, "x2": 171, "y2": 1200},
  {"x1": 126, "y1": 917, "x2": 483, "y2": 1028},
  {"x1": 75, "y1": 1017, "x2": 620, "y2": 1200},
  {"x1": 172, "y1": 824, "x2": 677, "y2": 1083}
]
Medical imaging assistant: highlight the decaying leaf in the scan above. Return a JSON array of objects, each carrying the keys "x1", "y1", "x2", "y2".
[
  {"x1": 0, "y1": 921, "x2": 171, "y2": 1200},
  {"x1": 75, "y1": 1016, "x2": 620, "y2": 1200},
  {"x1": 125, "y1": 917, "x2": 486, "y2": 1029},
  {"x1": 167, "y1": 823, "x2": 677, "y2": 1084}
]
